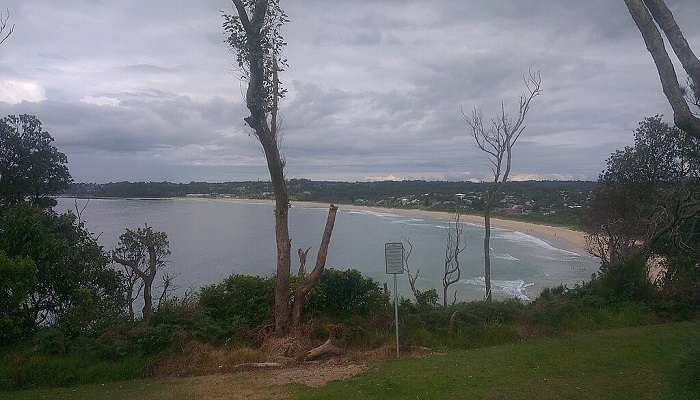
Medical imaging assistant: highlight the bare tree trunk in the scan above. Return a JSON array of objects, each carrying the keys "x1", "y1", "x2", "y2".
[
  {"x1": 297, "y1": 247, "x2": 311, "y2": 276},
  {"x1": 272, "y1": 185, "x2": 291, "y2": 334},
  {"x1": 230, "y1": 0, "x2": 293, "y2": 336},
  {"x1": 624, "y1": 0, "x2": 700, "y2": 138},
  {"x1": 642, "y1": 0, "x2": 700, "y2": 84},
  {"x1": 448, "y1": 311, "x2": 459, "y2": 336},
  {"x1": 401, "y1": 239, "x2": 421, "y2": 302},
  {"x1": 127, "y1": 290, "x2": 135, "y2": 321},
  {"x1": 291, "y1": 205, "x2": 338, "y2": 329},
  {"x1": 142, "y1": 276, "x2": 154, "y2": 321},
  {"x1": 484, "y1": 204, "x2": 492, "y2": 302}
]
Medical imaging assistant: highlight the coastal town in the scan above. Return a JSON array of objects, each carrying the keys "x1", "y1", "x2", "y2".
[{"x1": 68, "y1": 179, "x2": 595, "y2": 225}]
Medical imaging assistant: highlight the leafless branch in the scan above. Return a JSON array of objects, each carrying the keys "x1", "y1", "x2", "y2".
[
  {"x1": 0, "y1": 9, "x2": 14, "y2": 47},
  {"x1": 401, "y1": 238, "x2": 421, "y2": 302},
  {"x1": 442, "y1": 212, "x2": 464, "y2": 306}
]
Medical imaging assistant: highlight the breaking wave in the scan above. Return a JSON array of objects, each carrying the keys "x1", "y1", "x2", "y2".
[
  {"x1": 492, "y1": 231, "x2": 581, "y2": 256},
  {"x1": 459, "y1": 277, "x2": 534, "y2": 301}
]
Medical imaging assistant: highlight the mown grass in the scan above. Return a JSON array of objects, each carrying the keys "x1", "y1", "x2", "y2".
[
  {"x1": 298, "y1": 321, "x2": 700, "y2": 400},
  {"x1": 2, "y1": 321, "x2": 698, "y2": 400}
]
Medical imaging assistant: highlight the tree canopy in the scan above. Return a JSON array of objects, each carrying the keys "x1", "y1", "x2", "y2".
[
  {"x1": 0, "y1": 114, "x2": 71, "y2": 208},
  {"x1": 0, "y1": 205, "x2": 124, "y2": 343}
]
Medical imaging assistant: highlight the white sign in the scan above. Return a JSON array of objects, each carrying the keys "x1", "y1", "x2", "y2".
[{"x1": 385, "y1": 242, "x2": 404, "y2": 274}]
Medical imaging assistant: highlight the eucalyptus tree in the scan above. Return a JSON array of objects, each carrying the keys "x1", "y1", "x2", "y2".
[
  {"x1": 223, "y1": 1, "x2": 338, "y2": 335},
  {"x1": 464, "y1": 71, "x2": 542, "y2": 301},
  {"x1": 624, "y1": 0, "x2": 700, "y2": 139}
]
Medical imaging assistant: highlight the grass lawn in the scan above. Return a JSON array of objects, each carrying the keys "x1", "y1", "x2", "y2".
[
  {"x1": 1, "y1": 321, "x2": 698, "y2": 400},
  {"x1": 299, "y1": 321, "x2": 700, "y2": 400}
]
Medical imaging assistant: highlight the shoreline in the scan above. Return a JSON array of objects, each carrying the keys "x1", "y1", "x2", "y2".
[
  {"x1": 184, "y1": 197, "x2": 589, "y2": 256},
  {"x1": 63, "y1": 196, "x2": 590, "y2": 256},
  {"x1": 297, "y1": 201, "x2": 589, "y2": 256}
]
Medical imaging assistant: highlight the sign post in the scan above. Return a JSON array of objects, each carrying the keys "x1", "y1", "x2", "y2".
[{"x1": 385, "y1": 242, "x2": 404, "y2": 359}]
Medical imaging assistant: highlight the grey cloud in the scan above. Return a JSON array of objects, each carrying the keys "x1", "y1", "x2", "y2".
[{"x1": 0, "y1": 0, "x2": 698, "y2": 182}]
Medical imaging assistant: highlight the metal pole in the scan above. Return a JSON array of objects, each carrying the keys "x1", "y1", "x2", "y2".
[{"x1": 393, "y1": 273, "x2": 399, "y2": 359}]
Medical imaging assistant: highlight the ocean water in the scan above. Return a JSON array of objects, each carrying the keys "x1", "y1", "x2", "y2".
[{"x1": 56, "y1": 197, "x2": 599, "y2": 302}]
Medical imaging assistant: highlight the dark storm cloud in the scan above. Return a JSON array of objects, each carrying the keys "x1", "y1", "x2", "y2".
[{"x1": 0, "y1": 0, "x2": 698, "y2": 182}]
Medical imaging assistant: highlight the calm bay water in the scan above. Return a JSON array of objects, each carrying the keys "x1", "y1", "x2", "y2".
[{"x1": 56, "y1": 197, "x2": 598, "y2": 302}]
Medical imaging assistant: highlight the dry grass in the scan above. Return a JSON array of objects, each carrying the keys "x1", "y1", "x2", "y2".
[{"x1": 153, "y1": 343, "x2": 264, "y2": 377}]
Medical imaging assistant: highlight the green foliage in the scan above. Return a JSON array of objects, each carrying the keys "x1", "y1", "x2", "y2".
[
  {"x1": 600, "y1": 115, "x2": 699, "y2": 184},
  {"x1": 414, "y1": 288, "x2": 439, "y2": 308},
  {"x1": 0, "y1": 252, "x2": 36, "y2": 343},
  {"x1": 222, "y1": 0, "x2": 290, "y2": 109},
  {"x1": 658, "y1": 255, "x2": 700, "y2": 310},
  {"x1": 0, "y1": 204, "x2": 125, "y2": 343},
  {"x1": 595, "y1": 257, "x2": 658, "y2": 303},
  {"x1": 397, "y1": 300, "x2": 524, "y2": 349},
  {"x1": 113, "y1": 225, "x2": 170, "y2": 271},
  {"x1": 199, "y1": 274, "x2": 275, "y2": 342},
  {"x1": 0, "y1": 114, "x2": 71, "y2": 207},
  {"x1": 305, "y1": 269, "x2": 387, "y2": 319}
]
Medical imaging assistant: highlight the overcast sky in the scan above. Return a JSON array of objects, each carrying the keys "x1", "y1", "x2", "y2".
[{"x1": 0, "y1": 0, "x2": 698, "y2": 183}]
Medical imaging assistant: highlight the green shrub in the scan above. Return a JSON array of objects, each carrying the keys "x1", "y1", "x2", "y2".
[
  {"x1": 595, "y1": 256, "x2": 657, "y2": 303},
  {"x1": 306, "y1": 268, "x2": 388, "y2": 320},
  {"x1": 199, "y1": 274, "x2": 275, "y2": 337},
  {"x1": 0, "y1": 251, "x2": 36, "y2": 345}
]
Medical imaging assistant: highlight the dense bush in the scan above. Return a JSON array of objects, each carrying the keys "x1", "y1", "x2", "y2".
[
  {"x1": 594, "y1": 256, "x2": 658, "y2": 303},
  {"x1": 0, "y1": 205, "x2": 125, "y2": 344},
  {"x1": 305, "y1": 268, "x2": 388, "y2": 319},
  {"x1": 659, "y1": 255, "x2": 700, "y2": 311},
  {"x1": 199, "y1": 274, "x2": 275, "y2": 342},
  {"x1": 0, "y1": 251, "x2": 37, "y2": 344}
]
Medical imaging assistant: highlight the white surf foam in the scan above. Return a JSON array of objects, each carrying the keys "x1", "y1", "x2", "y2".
[
  {"x1": 494, "y1": 253, "x2": 520, "y2": 261},
  {"x1": 492, "y1": 230, "x2": 581, "y2": 256},
  {"x1": 459, "y1": 277, "x2": 534, "y2": 301},
  {"x1": 344, "y1": 210, "x2": 403, "y2": 219}
]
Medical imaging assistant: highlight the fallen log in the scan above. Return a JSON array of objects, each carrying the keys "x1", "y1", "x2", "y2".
[
  {"x1": 304, "y1": 338, "x2": 343, "y2": 361},
  {"x1": 232, "y1": 362, "x2": 284, "y2": 371}
]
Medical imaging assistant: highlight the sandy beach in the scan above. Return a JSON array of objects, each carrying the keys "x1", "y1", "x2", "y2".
[
  {"x1": 206, "y1": 198, "x2": 589, "y2": 256},
  {"x1": 316, "y1": 203, "x2": 587, "y2": 255}
]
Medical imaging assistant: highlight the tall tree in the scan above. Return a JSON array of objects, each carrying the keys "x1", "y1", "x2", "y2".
[
  {"x1": 224, "y1": 1, "x2": 338, "y2": 335},
  {"x1": 224, "y1": 0, "x2": 291, "y2": 335},
  {"x1": 585, "y1": 115, "x2": 700, "y2": 266},
  {"x1": 0, "y1": 115, "x2": 71, "y2": 208},
  {"x1": 464, "y1": 71, "x2": 542, "y2": 301},
  {"x1": 112, "y1": 225, "x2": 170, "y2": 322},
  {"x1": 624, "y1": 0, "x2": 700, "y2": 139}
]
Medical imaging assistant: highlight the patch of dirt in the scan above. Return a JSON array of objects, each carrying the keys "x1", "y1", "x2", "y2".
[
  {"x1": 178, "y1": 371, "x2": 290, "y2": 400},
  {"x1": 175, "y1": 358, "x2": 366, "y2": 399},
  {"x1": 270, "y1": 358, "x2": 367, "y2": 387}
]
